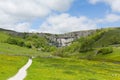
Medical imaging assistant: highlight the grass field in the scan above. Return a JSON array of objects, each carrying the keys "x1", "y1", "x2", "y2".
[
  {"x1": 25, "y1": 57, "x2": 120, "y2": 80},
  {"x1": 0, "y1": 54, "x2": 28, "y2": 80},
  {"x1": 0, "y1": 32, "x2": 9, "y2": 42},
  {"x1": 68, "y1": 47, "x2": 120, "y2": 62},
  {"x1": 94, "y1": 47, "x2": 120, "y2": 61},
  {"x1": 0, "y1": 42, "x2": 51, "y2": 57}
]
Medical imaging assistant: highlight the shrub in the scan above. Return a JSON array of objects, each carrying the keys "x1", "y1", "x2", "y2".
[
  {"x1": 97, "y1": 47, "x2": 113, "y2": 55},
  {"x1": 79, "y1": 38, "x2": 94, "y2": 52},
  {"x1": 24, "y1": 41, "x2": 32, "y2": 48},
  {"x1": 6, "y1": 37, "x2": 25, "y2": 47},
  {"x1": 52, "y1": 48, "x2": 64, "y2": 57},
  {"x1": 41, "y1": 46, "x2": 57, "y2": 52}
]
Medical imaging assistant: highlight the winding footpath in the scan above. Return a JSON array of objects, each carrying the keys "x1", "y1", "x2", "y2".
[{"x1": 8, "y1": 58, "x2": 32, "y2": 80}]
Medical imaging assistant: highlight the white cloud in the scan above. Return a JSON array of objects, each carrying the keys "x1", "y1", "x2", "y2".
[
  {"x1": 38, "y1": 14, "x2": 97, "y2": 34},
  {"x1": 40, "y1": 0, "x2": 74, "y2": 12},
  {"x1": 105, "y1": 14, "x2": 120, "y2": 22},
  {"x1": 0, "y1": 22, "x2": 30, "y2": 32},
  {"x1": 0, "y1": 0, "x2": 73, "y2": 18},
  {"x1": 89, "y1": 0, "x2": 120, "y2": 13},
  {"x1": 96, "y1": 14, "x2": 120, "y2": 23},
  {"x1": 38, "y1": 13, "x2": 120, "y2": 34},
  {"x1": 14, "y1": 23, "x2": 31, "y2": 32},
  {"x1": 0, "y1": 0, "x2": 74, "y2": 32}
]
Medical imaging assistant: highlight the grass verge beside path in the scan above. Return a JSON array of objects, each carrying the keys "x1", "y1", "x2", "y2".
[
  {"x1": 0, "y1": 54, "x2": 28, "y2": 80},
  {"x1": 25, "y1": 57, "x2": 120, "y2": 80},
  {"x1": 0, "y1": 43, "x2": 51, "y2": 57}
]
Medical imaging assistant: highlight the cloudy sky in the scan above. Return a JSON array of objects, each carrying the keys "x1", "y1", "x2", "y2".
[{"x1": 0, "y1": 0, "x2": 120, "y2": 34}]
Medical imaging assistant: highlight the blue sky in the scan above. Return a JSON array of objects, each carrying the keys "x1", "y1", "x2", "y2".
[
  {"x1": 0, "y1": 0, "x2": 120, "y2": 33},
  {"x1": 68, "y1": 0, "x2": 106, "y2": 17}
]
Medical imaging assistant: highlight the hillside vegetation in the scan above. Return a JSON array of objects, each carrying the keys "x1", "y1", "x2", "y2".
[
  {"x1": 0, "y1": 30, "x2": 53, "y2": 57},
  {"x1": 0, "y1": 32, "x2": 9, "y2": 42},
  {"x1": 93, "y1": 28, "x2": 120, "y2": 47},
  {"x1": 6, "y1": 34, "x2": 57, "y2": 52},
  {"x1": 0, "y1": 30, "x2": 57, "y2": 53},
  {"x1": 0, "y1": 28, "x2": 120, "y2": 61},
  {"x1": 53, "y1": 28, "x2": 120, "y2": 61}
]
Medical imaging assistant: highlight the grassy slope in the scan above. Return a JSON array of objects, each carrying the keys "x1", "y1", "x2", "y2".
[
  {"x1": 0, "y1": 32, "x2": 50, "y2": 57},
  {"x1": 70, "y1": 47, "x2": 120, "y2": 62},
  {"x1": 0, "y1": 54, "x2": 28, "y2": 80},
  {"x1": 0, "y1": 31, "x2": 50, "y2": 80},
  {"x1": 94, "y1": 47, "x2": 120, "y2": 61},
  {"x1": 0, "y1": 32, "x2": 9, "y2": 42},
  {"x1": 25, "y1": 57, "x2": 120, "y2": 80},
  {"x1": 0, "y1": 32, "x2": 29, "y2": 80},
  {"x1": 90, "y1": 28, "x2": 120, "y2": 61},
  {"x1": 0, "y1": 43, "x2": 39, "y2": 55},
  {"x1": 93, "y1": 28, "x2": 120, "y2": 47},
  {"x1": 0, "y1": 42, "x2": 51, "y2": 57},
  {"x1": 67, "y1": 28, "x2": 120, "y2": 61}
]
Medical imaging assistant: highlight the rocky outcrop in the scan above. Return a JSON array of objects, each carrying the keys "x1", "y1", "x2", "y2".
[{"x1": 46, "y1": 30, "x2": 96, "y2": 47}]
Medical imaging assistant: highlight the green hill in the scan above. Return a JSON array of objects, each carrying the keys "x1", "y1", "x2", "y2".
[
  {"x1": 53, "y1": 28, "x2": 120, "y2": 62},
  {"x1": 93, "y1": 28, "x2": 120, "y2": 47},
  {"x1": 0, "y1": 29, "x2": 53, "y2": 57},
  {"x1": 0, "y1": 32, "x2": 10, "y2": 42}
]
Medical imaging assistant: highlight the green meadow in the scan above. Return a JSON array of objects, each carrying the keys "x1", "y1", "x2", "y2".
[
  {"x1": 0, "y1": 32, "x2": 9, "y2": 42},
  {"x1": 69, "y1": 47, "x2": 120, "y2": 62},
  {"x1": 93, "y1": 47, "x2": 120, "y2": 61},
  {"x1": 0, "y1": 42, "x2": 51, "y2": 57},
  {"x1": 0, "y1": 54, "x2": 28, "y2": 80},
  {"x1": 25, "y1": 58, "x2": 120, "y2": 80}
]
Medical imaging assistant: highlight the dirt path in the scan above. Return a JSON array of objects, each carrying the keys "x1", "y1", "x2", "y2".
[{"x1": 8, "y1": 58, "x2": 32, "y2": 80}]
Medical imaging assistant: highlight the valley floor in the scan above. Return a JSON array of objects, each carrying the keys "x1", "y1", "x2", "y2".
[
  {"x1": 25, "y1": 57, "x2": 120, "y2": 80},
  {"x1": 0, "y1": 54, "x2": 120, "y2": 80}
]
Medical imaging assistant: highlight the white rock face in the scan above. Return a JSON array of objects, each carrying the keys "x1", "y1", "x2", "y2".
[
  {"x1": 8, "y1": 59, "x2": 32, "y2": 80},
  {"x1": 57, "y1": 38, "x2": 74, "y2": 47}
]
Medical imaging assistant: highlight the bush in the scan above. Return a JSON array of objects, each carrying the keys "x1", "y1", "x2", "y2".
[
  {"x1": 79, "y1": 38, "x2": 94, "y2": 52},
  {"x1": 52, "y1": 48, "x2": 64, "y2": 57},
  {"x1": 41, "y1": 46, "x2": 57, "y2": 52},
  {"x1": 6, "y1": 37, "x2": 25, "y2": 47},
  {"x1": 24, "y1": 41, "x2": 32, "y2": 48},
  {"x1": 97, "y1": 47, "x2": 113, "y2": 55},
  {"x1": 52, "y1": 47, "x2": 70, "y2": 57},
  {"x1": 6, "y1": 37, "x2": 17, "y2": 45}
]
